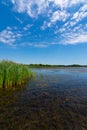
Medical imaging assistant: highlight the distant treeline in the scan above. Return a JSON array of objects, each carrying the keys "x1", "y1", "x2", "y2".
[{"x1": 27, "y1": 64, "x2": 87, "y2": 68}]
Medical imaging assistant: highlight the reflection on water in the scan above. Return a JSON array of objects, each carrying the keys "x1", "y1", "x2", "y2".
[{"x1": 0, "y1": 68, "x2": 87, "y2": 130}]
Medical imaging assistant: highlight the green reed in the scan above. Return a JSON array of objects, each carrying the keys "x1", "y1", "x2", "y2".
[{"x1": 0, "y1": 60, "x2": 34, "y2": 88}]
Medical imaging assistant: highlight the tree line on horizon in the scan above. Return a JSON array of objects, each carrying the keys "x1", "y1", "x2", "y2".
[{"x1": 27, "y1": 64, "x2": 87, "y2": 67}]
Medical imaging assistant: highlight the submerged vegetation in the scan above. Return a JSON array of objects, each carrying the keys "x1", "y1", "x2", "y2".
[{"x1": 0, "y1": 60, "x2": 34, "y2": 89}]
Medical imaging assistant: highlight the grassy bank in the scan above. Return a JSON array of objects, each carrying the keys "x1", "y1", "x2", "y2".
[{"x1": 0, "y1": 60, "x2": 34, "y2": 89}]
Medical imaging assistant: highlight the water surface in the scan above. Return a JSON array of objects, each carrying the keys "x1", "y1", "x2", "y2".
[{"x1": 0, "y1": 68, "x2": 87, "y2": 130}]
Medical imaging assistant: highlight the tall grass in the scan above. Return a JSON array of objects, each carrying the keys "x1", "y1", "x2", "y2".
[{"x1": 0, "y1": 60, "x2": 33, "y2": 88}]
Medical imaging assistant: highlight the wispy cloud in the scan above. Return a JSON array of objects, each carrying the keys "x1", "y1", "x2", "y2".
[
  {"x1": 20, "y1": 42, "x2": 48, "y2": 48},
  {"x1": 0, "y1": 27, "x2": 22, "y2": 46},
  {"x1": 54, "y1": 20, "x2": 87, "y2": 45},
  {"x1": 10, "y1": 0, "x2": 87, "y2": 18},
  {"x1": 61, "y1": 32, "x2": 87, "y2": 45},
  {"x1": 1, "y1": 0, "x2": 87, "y2": 47},
  {"x1": 23, "y1": 24, "x2": 33, "y2": 31},
  {"x1": 51, "y1": 10, "x2": 69, "y2": 22},
  {"x1": 41, "y1": 10, "x2": 69, "y2": 29},
  {"x1": 10, "y1": 0, "x2": 87, "y2": 29},
  {"x1": 2, "y1": 1, "x2": 9, "y2": 6},
  {"x1": 11, "y1": 0, "x2": 49, "y2": 18},
  {"x1": 15, "y1": 17, "x2": 23, "y2": 24},
  {"x1": 70, "y1": 4, "x2": 87, "y2": 26}
]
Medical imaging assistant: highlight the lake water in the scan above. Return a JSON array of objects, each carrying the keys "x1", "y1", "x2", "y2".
[{"x1": 0, "y1": 68, "x2": 87, "y2": 130}]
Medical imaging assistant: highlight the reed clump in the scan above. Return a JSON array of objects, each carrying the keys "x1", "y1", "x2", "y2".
[{"x1": 0, "y1": 60, "x2": 33, "y2": 88}]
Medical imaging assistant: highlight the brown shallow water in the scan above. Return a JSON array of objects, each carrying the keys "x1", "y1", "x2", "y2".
[{"x1": 0, "y1": 68, "x2": 87, "y2": 130}]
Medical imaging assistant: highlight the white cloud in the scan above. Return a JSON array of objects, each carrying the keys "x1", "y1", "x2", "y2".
[
  {"x1": 3, "y1": 0, "x2": 87, "y2": 47},
  {"x1": 41, "y1": 21, "x2": 50, "y2": 30},
  {"x1": 53, "y1": 0, "x2": 69, "y2": 9},
  {"x1": 33, "y1": 44, "x2": 48, "y2": 48},
  {"x1": 54, "y1": 20, "x2": 87, "y2": 44},
  {"x1": 53, "y1": 3, "x2": 87, "y2": 33},
  {"x1": 61, "y1": 30, "x2": 87, "y2": 45},
  {"x1": 10, "y1": 0, "x2": 87, "y2": 17},
  {"x1": 81, "y1": 4, "x2": 87, "y2": 11},
  {"x1": 15, "y1": 17, "x2": 23, "y2": 24},
  {"x1": 10, "y1": 0, "x2": 87, "y2": 31},
  {"x1": 11, "y1": 0, "x2": 49, "y2": 18},
  {"x1": 41, "y1": 10, "x2": 69, "y2": 29},
  {"x1": 20, "y1": 42, "x2": 48, "y2": 48},
  {"x1": 23, "y1": 24, "x2": 33, "y2": 31},
  {"x1": 51, "y1": 10, "x2": 69, "y2": 23},
  {"x1": 71, "y1": 4, "x2": 87, "y2": 25},
  {"x1": 54, "y1": 0, "x2": 87, "y2": 9},
  {"x1": 0, "y1": 27, "x2": 22, "y2": 46},
  {"x1": 65, "y1": 34, "x2": 87, "y2": 45}
]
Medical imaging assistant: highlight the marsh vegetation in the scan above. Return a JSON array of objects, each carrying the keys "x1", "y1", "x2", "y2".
[{"x1": 0, "y1": 60, "x2": 33, "y2": 89}]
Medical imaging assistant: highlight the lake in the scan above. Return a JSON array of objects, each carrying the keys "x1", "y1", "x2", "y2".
[{"x1": 0, "y1": 68, "x2": 87, "y2": 130}]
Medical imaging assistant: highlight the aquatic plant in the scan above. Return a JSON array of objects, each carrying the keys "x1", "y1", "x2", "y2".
[{"x1": 0, "y1": 60, "x2": 33, "y2": 88}]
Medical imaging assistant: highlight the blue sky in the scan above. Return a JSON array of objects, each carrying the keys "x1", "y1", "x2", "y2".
[{"x1": 0, "y1": 0, "x2": 87, "y2": 65}]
